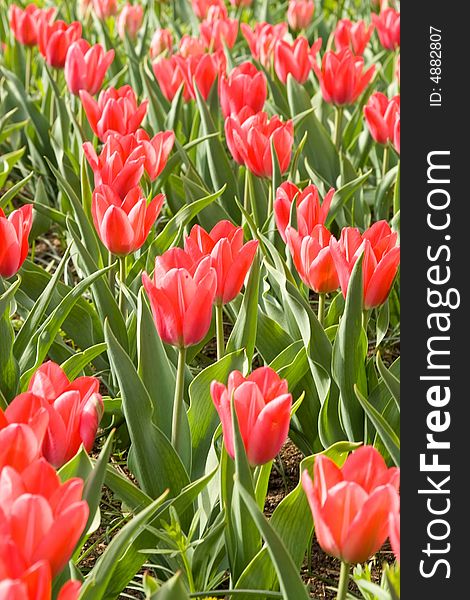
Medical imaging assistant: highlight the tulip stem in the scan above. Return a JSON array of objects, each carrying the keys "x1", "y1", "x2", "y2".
[
  {"x1": 108, "y1": 251, "x2": 115, "y2": 291},
  {"x1": 172, "y1": 346, "x2": 187, "y2": 456},
  {"x1": 336, "y1": 561, "x2": 350, "y2": 600},
  {"x1": 216, "y1": 303, "x2": 225, "y2": 361},
  {"x1": 334, "y1": 106, "x2": 344, "y2": 152},
  {"x1": 25, "y1": 46, "x2": 31, "y2": 94},
  {"x1": 118, "y1": 256, "x2": 126, "y2": 316},
  {"x1": 382, "y1": 144, "x2": 390, "y2": 179},
  {"x1": 317, "y1": 293, "x2": 326, "y2": 327}
]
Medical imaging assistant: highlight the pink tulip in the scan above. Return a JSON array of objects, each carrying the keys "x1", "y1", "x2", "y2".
[
  {"x1": 274, "y1": 36, "x2": 322, "y2": 84},
  {"x1": 0, "y1": 458, "x2": 89, "y2": 575},
  {"x1": 152, "y1": 55, "x2": 185, "y2": 102},
  {"x1": 65, "y1": 39, "x2": 114, "y2": 96},
  {"x1": 389, "y1": 509, "x2": 400, "y2": 562},
  {"x1": 179, "y1": 34, "x2": 207, "y2": 57},
  {"x1": 334, "y1": 19, "x2": 374, "y2": 56},
  {"x1": 92, "y1": 0, "x2": 118, "y2": 19},
  {"x1": 150, "y1": 29, "x2": 173, "y2": 58},
  {"x1": 302, "y1": 445, "x2": 400, "y2": 563},
  {"x1": 274, "y1": 182, "x2": 334, "y2": 242},
  {"x1": 37, "y1": 17, "x2": 82, "y2": 69},
  {"x1": 372, "y1": 8, "x2": 400, "y2": 50},
  {"x1": 0, "y1": 205, "x2": 33, "y2": 279},
  {"x1": 211, "y1": 367, "x2": 292, "y2": 466},
  {"x1": 92, "y1": 185, "x2": 164, "y2": 256},
  {"x1": 329, "y1": 221, "x2": 400, "y2": 310},
  {"x1": 142, "y1": 250, "x2": 217, "y2": 348},
  {"x1": 0, "y1": 419, "x2": 47, "y2": 473},
  {"x1": 9, "y1": 4, "x2": 55, "y2": 47},
  {"x1": 241, "y1": 22, "x2": 288, "y2": 69},
  {"x1": 286, "y1": 224, "x2": 339, "y2": 294},
  {"x1": 3, "y1": 361, "x2": 103, "y2": 468},
  {"x1": 173, "y1": 51, "x2": 226, "y2": 101},
  {"x1": 184, "y1": 221, "x2": 258, "y2": 305},
  {"x1": 287, "y1": 0, "x2": 315, "y2": 31},
  {"x1": 363, "y1": 92, "x2": 400, "y2": 145},
  {"x1": 80, "y1": 85, "x2": 148, "y2": 142},
  {"x1": 199, "y1": 10, "x2": 239, "y2": 51},
  {"x1": 393, "y1": 116, "x2": 400, "y2": 154},
  {"x1": 191, "y1": 0, "x2": 226, "y2": 20},
  {"x1": 225, "y1": 110, "x2": 294, "y2": 178},
  {"x1": 117, "y1": 4, "x2": 143, "y2": 41},
  {"x1": 219, "y1": 62, "x2": 267, "y2": 119}
]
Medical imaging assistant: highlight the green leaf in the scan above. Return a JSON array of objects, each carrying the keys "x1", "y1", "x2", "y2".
[
  {"x1": 354, "y1": 385, "x2": 400, "y2": 466},
  {"x1": 332, "y1": 254, "x2": 367, "y2": 442},
  {"x1": 376, "y1": 352, "x2": 400, "y2": 409},
  {"x1": 150, "y1": 572, "x2": 190, "y2": 599},
  {"x1": 376, "y1": 301, "x2": 390, "y2": 347},
  {"x1": 60, "y1": 344, "x2": 108, "y2": 380},
  {"x1": 104, "y1": 321, "x2": 190, "y2": 498},
  {"x1": 79, "y1": 492, "x2": 169, "y2": 600},
  {"x1": 0, "y1": 172, "x2": 33, "y2": 210}
]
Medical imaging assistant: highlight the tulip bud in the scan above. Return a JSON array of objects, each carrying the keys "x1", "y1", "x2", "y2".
[
  {"x1": 287, "y1": 0, "x2": 315, "y2": 32},
  {"x1": 92, "y1": 0, "x2": 118, "y2": 19},
  {"x1": 150, "y1": 28, "x2": 173, "y2": 58},
  {"x1": 211, "y1": 367, "x2": 292, "y2": 466},
  {"x1": 117, "y1": 3, "x2": 144, "y2": 41}
]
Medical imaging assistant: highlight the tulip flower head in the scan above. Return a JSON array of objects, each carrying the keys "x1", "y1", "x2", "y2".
[
  {"x1": 3, "y1": 361, "x2": 104, "y2": 468},
  {"x1": 192, "y1": 0, "x2": 226, "y2": 20},
  {"x1": 302, "y1": 445, "x2": 400, "y2": 564},
  {"x1": 173, "y1": 50, "x2": 226, "y2": 101},
  {"x1": 274, "y1": 182, "x2": 335, "y2": 242},
  {"x1": 179, "y1": 34, "x2": 207, "y2": 57},
  {"x1": 286, "y1": 224, "x2": 339, "y2": 294},
  {"x1": 329, "y1": 220, "x2": 400, "y2": 310},
  {"x1": 184, "y1": 221, "x2": 259, "y2": 305},
  {"x1": 334, "y1": 19, "x2": 375, "y2": 56},
  {"x1": 219, "y1": 62, "x2": 267, "y2": 119},
  {"x1": 80, "y1": 85, "x2": 148, "y2": 141},
  {"x1": 287, "y1": 0, "x2": 315, "y2": 32},
  {"x1": 393, "y1": 116, "x2": 400, "y2": 154},
  {"x1": 92, "y1": 185, "x2": 164, "y2": 256},
  {"x1": 65, "y1": 39, "x2": 114, "y2": 96},
  {"x1": 0, "y1": 458, "x2": 89, "y2": 576},
  {"x1": 313, "y1": 48, "x2": 375, "y2": 106},
  {"x1": 372, "y1": 8, "x2": 400, "y2": 50},
  {"x1": 241, "y1": 21, "x2": 288, "y2": 69},
  {"x1": 199, "y1": 9, "x2": 239, "y2": 51},
  {"x1": 389, "y1": 509, "x2": 400, "y2": 563},
  {"x1": 0, "y1": 205, "x2": 33, "y2": 279},
  {"x1": 153, "y1": 55, "x2": 186, "y2": 101},
  {"x1": 142, "y1": 249, "x2": 217, "y2": 348},
  {"x1": 117, "y1": 3, "x2": 144, "y2": 41},
  {"x1": 274, "y1": 36, "x2": 322, "y2": 84},
  {"x1": 211, "y1": 367, "x2": 292, "y2": 466},
  {"x1": 150, "y1": 28, "x2": 173, "y2": 58},
  {"x1": 92, "y1": 0, "x2": 118, "y2": 19},
  {"x1": 37, "y1": 16, "x2": 82, "y2": 69},
  {"x1": 0, "y1": 416, "x2": 47, "y2": 473},
  {"x1": 364, "y1": 92, "x2": 400, "y2": 145},
  {"x1": 225, "y1": 110, "x2": 294, "y2": 178},
  {"x1": 9, "y1": 4, "x2": 55, "y2": 47}
]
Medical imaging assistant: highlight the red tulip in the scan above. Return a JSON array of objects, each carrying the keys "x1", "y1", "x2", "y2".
[
  {"x1": 37, "y1": 17, "x2": 82, "y2": 69},
  {"x1": 313, "y1": 48, "x2": 375, "y2": 106},
  {"x1": 174, "y1": 51, "x2": 226, "y2": 101},
  {"x1": 274, "y1": 36, "x2": 322, "y2": 84},
  {"x1": 134, "y1": 129, "x2": 175, "y2": 180},
  {"x1": 334, "y1": 19, "x2": 374, "y2": 56},
  {"x1": 389, "y1": 509, "x2": 400, "y2": 562},
  {"x1": 179, "y1": 34, "x2": 207, "y2": 58},
  {"x1": 393, "y1": 116, "x2": 400, "y2": 154},
  {"x1": 142, "y1": 249, "x2": 217, "y2": 348},
  {"x1": 287, "y1": 0, "x2": 315, "y2": 31},
  {"x1": 0, "y1": 205, "x2": 33, "y2": 279},
  {"x1": 225, "y1": 110, "x2": 294, "y2": 178},
  {"x1": 191, "y1": 0, "x2": 226, "y2": 20},
  {"x1": 83, "y1": 135, "x2": 146, "y2": 199},
  {"x1": 286, "y1": 225, "x2": 339, "y2": 294},
  {"x1": 117, "y1": 3, "x2": 143, "y2": 41},
  {"x1": 92, "y1": 185, "x2": 164, "y2": 256},
  {"x1": 329, "y1": 221, "x2": 400, "y2": 309},
  {"x1": 150, "y1": 29, "x2": 173, "y2": 58},
  {"x1": 219, "y1": 62, "x2": 267, "y2": 119},
  {"x1": 64, "y1": 39, "x2": 114, "y2": 96},
  {"x1": 241, "y1": 22, "x2": 288, "y2": 69},
  {"x1": 80, "y1": 85, "x2": 148, "y2": 141},
  {"x1": 364, "y1": 92, "x2": 400, "y2": 145},
  {"x1": 274, "y1": 182, "x2": 334, "y2": 242},
  {"x1": 9, "y1": 4, "x2": 55, "y2": 47},
  {"x1": 199, "y1": 10, "x2": 239, "y2": 51},
  {"x1": 184, "y1": 221, "x2": 258, "y2": 305},
  {"x1": 0, "y1": 418, "x2": 47, "y2": 473},
  {"x1": 372, "y1": 8, "x2": 400, "y2": 50},
  {"x1": 302, "y1": 445, "x2": 400, "y2": 563},
  {"x1": 153, "y1": 55, "x2": 185, "y2": 102},
  {"x1": 4, "y1": 361, "x2": 103, "y2": 467},
  {"x1": 92, "y1": 0, "x2": 118, "y2": 19},
  {"x1": 211, "y1": 367, "x2": 292, "y2": 466},
  {"x1": 0, "y1": 458, "x2": 89, "y2": 575}
]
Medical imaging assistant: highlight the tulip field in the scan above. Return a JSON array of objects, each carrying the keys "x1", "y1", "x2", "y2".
[{"x1": 0, "y1": 0, "x2": 400, "y2": 598}]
